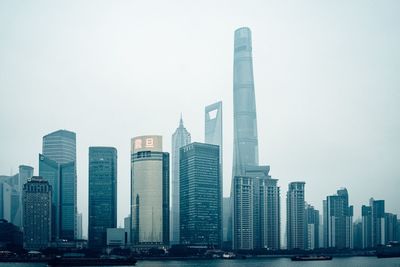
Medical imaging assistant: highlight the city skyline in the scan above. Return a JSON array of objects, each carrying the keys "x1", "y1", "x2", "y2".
[{"x1": 1, "y1": 0, "x2": 399, "y2": 240}]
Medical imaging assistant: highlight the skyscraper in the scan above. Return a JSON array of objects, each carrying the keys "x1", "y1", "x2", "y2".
[
  {"x1": 171, "y1": 117, "x2": 191, "y2": 245},
  {"x1": 233, "y1": 166, "x2": 280, "y2": 250},
  {"x1": 205, "y1": 101, "x2": 225, "y2": 244},
  {"x1": 88, "y1": 147, "x2": 117, "y2": 248},
  {"x1": 361, "y1": 205, "x2": 372, "y2": 248},
  {"x1": 361, "y1": 199, "x2": 388, "y2": 248},
  {"x1": 179, "y1": 142, "x2": 221, "y2": 247},
  {"x1": 131, "y1": 135, "x2": 169, "y2": 247},
  {"x1": 23, "y1": 176, "x2": 51, "y2": 250},
  {"x1": 40, "y1": 129, "x2": 77, "y2": 241},
  {"x1": 232, "y1": 27, "x2": 259, "y2": 178},
  {"x1": 371, "y1": 199, "x2": 385, "y2": 246},
  {"x1": 323, "y1": 188, "x2": 353, "y2": 249},
  {"x1": 17, "y1": 165, "x2": 33, "y2": 227},
  {"x1": 385, "y1": 213, "x2": 397, "y2": 244},
  {"x1": 305, "y1": 203, "x2": 320, "y2": 250},
  {"x1": 286, "y1": 182, "x2": 305, "y2": 250},
  {"x1": 0, "y1": 181, "x2": 12, "y2": 222}
]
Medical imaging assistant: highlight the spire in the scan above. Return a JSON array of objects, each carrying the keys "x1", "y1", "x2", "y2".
[{"x1": 179, "y1": 113, "x2": 184, "y2": 127}]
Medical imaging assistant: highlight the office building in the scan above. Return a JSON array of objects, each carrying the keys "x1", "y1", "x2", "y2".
[
  {"x1": 131, "y1": 135, "x2": 169, "y2": 247},
  {"x1": 180, "y1": 142, "x2": 221, "y2": 247},
  {"x1": 286, "y1": 182, "x2": 305, "y2": 250},
  {"x1": 171, "y1": 117, "x2": 191, "y2": 245},
  {"x1": 205, "y1": 101, "x2": 225, "y2": 245},
  {"x1": 361, "y1": 204, "x2": 373, "y2": 248},
  {"x1": 39, "y1": 129, "x2": 77, "y2": 241},
  {"x1": 88, "y1": 147, "x2": 117, "y2": 249},
  {"x1": 23, "y1": 176, "x2": 52, "y2": 250},
  {"x1": 232, "y1": 27, "x2": 259, "y2": 178}
]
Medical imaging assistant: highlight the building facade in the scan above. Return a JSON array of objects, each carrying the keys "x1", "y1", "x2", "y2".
[
  {"x1": 233, "y1": 166, "x2": 280, "y2": 251},
  {"x1": 286, "y1": 182, "x2": 305, "y2": 250},
  {"x1": 39, "y1": 129, "x2": 77, "y2": 241},
  {"x1": 170, "y1": 118, "x2": 191, "y2": 245},
  {"x1": 323, "y1": 188, "x2": 353, "y2": 249},
  {"x1": 305, "y1": 203, "x2": 320, "y2": 250},
  {"x1": 23, "y1": 176, "x2": 52, "y2": 250},
  {"x1": 131, "y1": 135, "x2": 169, "y2": 247},
  {"x1": 88, "y1": 147, "x2": 117, "y2": 249},
  {"x1": 232, "y1": 27, "x2": 259, "y2": 178},
  {"x1": 180, "y1": 142, "x2": 222, "y2": 247}
]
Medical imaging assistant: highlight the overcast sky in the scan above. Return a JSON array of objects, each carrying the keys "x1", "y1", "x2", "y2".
[{"x1": 1, "y1": 0, "x2": 399, "y2": 238}]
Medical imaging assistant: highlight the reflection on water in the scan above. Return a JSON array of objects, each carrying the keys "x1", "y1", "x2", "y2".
[{"x1": 1, "y1": 257, "x2": 399, "y2": 267}]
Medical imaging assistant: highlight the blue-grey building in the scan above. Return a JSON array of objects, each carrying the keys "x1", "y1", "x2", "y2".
[
  {"x1": 180, "y1": 142, "x2": 222, "y2": 247},
  {"x1": 323, "y1": 188, "x2": 353, "y2": 249},
  {"x1": 286, "y1": 182, "x2": 305, "y2": 250},
  {"x1": 232, "y1": 27, "x2": 259, "y2": 178},
  {"x1": 171, "y1": 117, "x2": 191, "y2": 245},
  {"x1": 39, "y1": 129, "x2": 77, "y2": 241},
  {"x1": 23, "y1": 176, "x2": 52, "y2": 250},
  {"x1": 361, "y1": 198, "x2": 386, "y2": 248},
  {"x1": 88, "y1": 147, "x2": 117, "y2": 249}
]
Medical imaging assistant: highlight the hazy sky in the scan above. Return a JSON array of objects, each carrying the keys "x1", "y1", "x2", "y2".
[{"x1": 1, "y1": 0, "x2": 399, "y2": 238}]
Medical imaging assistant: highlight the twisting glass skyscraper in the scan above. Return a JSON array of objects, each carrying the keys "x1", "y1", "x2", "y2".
[
  {"x1": 171, "y1": 117, "x2": 191, "y2": 245},
  {"x1": 232, "y1": 27, "x2": 259, "y2": 177}
]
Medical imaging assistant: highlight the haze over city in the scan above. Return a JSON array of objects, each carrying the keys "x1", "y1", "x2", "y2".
[{"x1": 1, "y1": 0, "x2": 399, "y2": 240}]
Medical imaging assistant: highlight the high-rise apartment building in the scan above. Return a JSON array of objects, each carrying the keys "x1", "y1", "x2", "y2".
[
  {"x1": 23, "y1": 176, "x2": 52, "y2": 250},
  {"x1": 361, "y1": 204, "x2": 372, "y2": 248},
  {"x1": 88, "y1": 147, "x2": 117, "y2": 248},
  {"x1": 171, "y1": 117, "x2": 191, "y2": 245},
  {"x1": 179, "y1": 142, "x2": 222, "y2": 247},
  {"x1": 131, "y1": 135, "x2": 169, "y2": 247},
  {"x1": 39, "y1": 129, "x2": 77, "y2": 241},
  {"x1": 286, "y1": 182, "x2": 305, "y2": 250},
  {"x1": 233, "y1": 166, "x2": 280, "y2": 250},
  {"x1": 362, "y1": 198, "x2": 386, "y2": 248},
  {"x1": 305, "y1": 203, "x2": 320, "y2": 250},
  {"x1": 385, "y1": 213, "x2": 397, "y2": 243},
  {"x1": 323, "y1": 188, "x2": 353, "y2": 249}
]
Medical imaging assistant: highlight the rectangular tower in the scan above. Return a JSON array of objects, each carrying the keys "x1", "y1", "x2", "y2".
[
  {"x1": 40, "y1": 129, "x2": 77, "y2": 241},
  {"x1": 23, "y1": 176, "x2": 52, "y2": 250},
  {"x1": 88, "y1": 147, "x2": 117, "y2": 249},
  {"x1": 179, "y1": 142, "x2": 221, "y2": 247},
  {"x1": 286, "y1": 182, "x2": 305, "y2": 250}
]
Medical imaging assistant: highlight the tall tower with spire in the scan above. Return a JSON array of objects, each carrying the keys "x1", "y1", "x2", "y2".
[
  {"x1": 232, "y1": 27, "x2": 259, "y2": 177},
  {"x1": 170, "y1": 115, "x2": 191, "y2": 244}
]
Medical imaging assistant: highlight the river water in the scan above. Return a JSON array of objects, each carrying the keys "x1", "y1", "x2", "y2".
[{"x1": 2, "y1": 257, "x2": 399, "y2": 267}]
